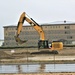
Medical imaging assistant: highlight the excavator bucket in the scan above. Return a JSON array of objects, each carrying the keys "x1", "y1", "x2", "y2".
[{"x1": 14, "y1": 36, "x2": 27, "y2": 44}]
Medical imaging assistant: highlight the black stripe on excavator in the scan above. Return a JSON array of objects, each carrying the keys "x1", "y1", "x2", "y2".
[
  {"x1": 22, "y1": 17, "x2": 26, "y2": 23},
  {"x1": 29, "y1": 22, "x2": 36, "y2": 26},
  {"x1": 16, "y1": 17, "x2": 26, "y2": 30},
  {"x1": 31, "y1": 18, "x2": 39, "y2": 26},
  {"x1": 16, "y1": 22, "x2": 22, "y2": 30}
]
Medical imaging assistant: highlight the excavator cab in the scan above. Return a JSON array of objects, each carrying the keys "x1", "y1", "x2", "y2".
[
  {"x1": 38, "y1": 40, "x2": 49, "y2": 49},
  {"x1": 38, "y1": 40, "x2": 63, "y2": 50}
]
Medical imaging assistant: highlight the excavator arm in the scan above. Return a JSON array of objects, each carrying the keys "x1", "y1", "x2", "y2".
[{"x1": 15, "y1": 12, "x2": 45, "y2": 44}]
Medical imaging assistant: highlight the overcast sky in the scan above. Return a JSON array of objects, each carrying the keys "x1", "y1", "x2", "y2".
[{"x1": 0, "y1": 0, "x2": 75, "y2": 39}]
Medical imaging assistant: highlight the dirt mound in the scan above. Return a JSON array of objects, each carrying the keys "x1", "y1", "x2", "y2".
[{"x1": 0, "y1": 51, "x2": 13, "y2": 59}]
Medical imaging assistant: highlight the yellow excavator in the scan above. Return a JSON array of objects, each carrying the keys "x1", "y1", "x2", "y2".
[{"x1": 15, "y1": 12, "x2": 63, "y2": 53}]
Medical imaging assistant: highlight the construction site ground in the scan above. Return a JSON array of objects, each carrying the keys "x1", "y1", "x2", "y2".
[
  {"x1": 0, "y1": 47, "x2": 75, "y2": 75},
  {"x1": 0, "y1": 47, "x2": 75, "y2": 64},
  {"x1": 0, "y1": 73, "x2": 75, "y2": 75}
]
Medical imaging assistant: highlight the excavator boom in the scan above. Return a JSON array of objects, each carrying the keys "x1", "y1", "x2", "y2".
[{"x1": 15, "y1": 12, "x2": 45, "y2": 44}]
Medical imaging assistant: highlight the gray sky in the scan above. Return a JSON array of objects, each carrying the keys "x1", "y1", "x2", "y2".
[{"x1": 0, "y1": 0, "x2": 75, "y2": 39}]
